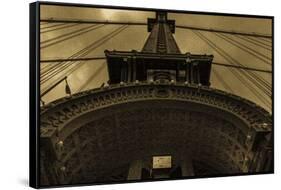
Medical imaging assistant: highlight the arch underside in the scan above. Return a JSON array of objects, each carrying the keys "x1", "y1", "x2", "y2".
[{"x1": 40, "y1": 84, "x2": 272, "y2": 186}]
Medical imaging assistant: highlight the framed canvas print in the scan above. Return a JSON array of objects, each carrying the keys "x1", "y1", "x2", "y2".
[{"x1": 29, "y1": 1, "x2": 274, "y2": 188}]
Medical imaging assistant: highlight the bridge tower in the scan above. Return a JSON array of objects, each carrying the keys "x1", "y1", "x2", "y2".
[
  {"x1": 39, "y1": 11, "x2": 272, "y2": 186},
  {"x1": 105, "y1": 11, "x2": 213, "y2": 86}
]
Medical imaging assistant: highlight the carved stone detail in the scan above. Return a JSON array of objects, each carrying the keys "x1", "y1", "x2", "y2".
[{"x1": 39, "y1": 82, "x2": 272, "y2": 185}]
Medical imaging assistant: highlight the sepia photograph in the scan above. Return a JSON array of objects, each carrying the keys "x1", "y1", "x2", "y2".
[{"x1": 32, "y1": 2, "x2": 273, "y2": 187}]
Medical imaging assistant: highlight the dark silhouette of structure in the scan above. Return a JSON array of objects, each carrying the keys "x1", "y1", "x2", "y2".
[
  {"x1": 40, "y1": 11, "x2": 272, "y2": 186},
  {"x1": 105, "y1": 12, "x2": 213, "y2": 86}
]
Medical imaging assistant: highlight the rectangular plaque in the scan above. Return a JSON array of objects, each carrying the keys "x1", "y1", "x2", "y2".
[{"x1": 153, "y1": 156, "x2": 172, "y2": 169}]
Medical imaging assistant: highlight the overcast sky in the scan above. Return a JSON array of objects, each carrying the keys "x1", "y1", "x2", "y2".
[{"x1": 40, "y1": 5, "x2": 272, "y2": 112}]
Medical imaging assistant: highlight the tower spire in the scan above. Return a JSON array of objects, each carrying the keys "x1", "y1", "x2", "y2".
[{"x1": 142, "y1": 12, "x2": 181, "y2": 54}]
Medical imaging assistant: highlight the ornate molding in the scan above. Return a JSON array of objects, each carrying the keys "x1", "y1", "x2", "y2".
[{"x1": 39, "y1": 81, "x2": 272, "y2": 185}]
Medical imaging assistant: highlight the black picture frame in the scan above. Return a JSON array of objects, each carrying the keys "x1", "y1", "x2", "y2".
[{"x1": 30, "y1": 1, "x2": 274, "y2": 188}]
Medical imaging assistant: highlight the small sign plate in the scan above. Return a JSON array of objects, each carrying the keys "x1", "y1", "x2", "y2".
[{"x1": 152, "y1": 156, "x2": 172, "y2": 169}]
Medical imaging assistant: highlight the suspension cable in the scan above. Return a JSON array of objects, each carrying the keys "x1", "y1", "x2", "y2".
[
  {"x1": 233, "y1": 35, "x2": 272, "y2": 51},
  {"x1": 41, "y1": 23, "x2": 67, "y2": 30},
  {"x1": 195, "y1": 30, "x2": 271, "y2": 90},
  {"x1": 41, "y1": 23, "x2": 80, "y2": 34},
  {"x1": 212, "y1": 62, "x2": 271, "y2": 73},
  {"x1": 202, "y1": 31, "x2": 271, "y2": 92},
  {"x1": 217, "y1": 32, "x2": 271, "y2": 60},
  {"x1": 192, "y1": 30, "x2": 271, "y2": 106},
  {"x1": 41, "y1": 25, "x2": 129, "y2": 91},
  {"x1": 40, "y1": 25, "x2": 125, "y2": 81},
  {"x1": 40, "y1": 56, "x2": 104, "y2": 73},
  {"x1": 38, "y1": 24, "x2": 101, "y2": 77},
  {"x1": 251, "y1": 36, "x2": 272, "y2": 44},
  {"x1": 212, "y1": 68, "x2": 234, "y2": 93},
  {"x1": 214, "y1": 32, "x2": 271, "y2": 65},
  {"x1": 203, "y1": 31, "x2": 272, "y2": 92},
  {"x1": 242, "y1": 35, "x2": 272, "y2": 48},
  {"x1": 41, "y1": 24, "x2": 105, "y2": 49},
  {"x1": 176, "y1": 25, "x2": 272, "y2": 38},
  {"x1": 41, "y1": 17, "x2": 273, "y2": 38},
  {"x1": 212, "y1": 32, "x2": 272, "y2": 89}
]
